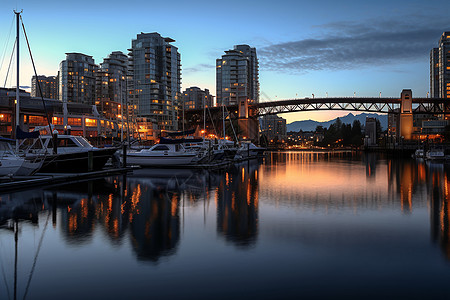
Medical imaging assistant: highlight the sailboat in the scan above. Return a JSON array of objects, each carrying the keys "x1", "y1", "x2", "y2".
[
  {"x1": 0, "y1": 137, "x2": 25, "y2": 176},
  {"x1": 0, "y1": 11, "x2": 43, "y2": 177},
  {"x1": 7, "y1": 11, "x2": 118, "y2": 173}
]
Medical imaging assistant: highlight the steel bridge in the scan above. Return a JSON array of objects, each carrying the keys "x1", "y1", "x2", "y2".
[
  {"x1": 184, "y1": 90, "x2": 448, "y2": 141},
  {"x1": 253, "y1": 97, "x2": 448, "y2": 116},
  {"x1": 186, "y1": 97, "x2": 448, "y2": 121}
]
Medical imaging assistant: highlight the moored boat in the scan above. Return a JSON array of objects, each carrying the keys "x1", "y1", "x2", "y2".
[
  {"x1": 22, "y1": 135, "x2": 118, "y2": 173},
  {"x1": 425, "y1": 148, "x2": 445, "y2": 161},
  {"x1": 126, "y1": 142, "x2": 197, "y2": 167},
  {"x1": 0, "y1": 137, "x2": 42, "y2": 176},
  {"x1": 413, "y1": 149, "x2": 424, "y2": 159}
]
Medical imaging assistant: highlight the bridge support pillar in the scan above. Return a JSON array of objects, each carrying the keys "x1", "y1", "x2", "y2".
[
  {"x1": 239, "y1": 98, "x2": 249, "y2": 118},
  {"x1": 238, "y1": 118, "x2": 259, "y2": 142},
  {"x1": 400, "y1": 89, "x2": 413, "y2": 140}
]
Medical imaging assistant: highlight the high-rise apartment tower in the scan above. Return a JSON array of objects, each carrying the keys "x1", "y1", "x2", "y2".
[
  {"x1": 96, "y1": 51, "x2": 128, "y2": 120},
  {"x1": 430, "y1": 32, "x2": 450, "y2": 99},
  {"x1": 128, "y1": 32, "x2": 181, "y2": 131},
  {"x1": 59, "y1": 53, "x2": 97, "y2": 105},
  {"x1": 216, "y1": 45, "x2": 259, "y2": 106},
  {"x1": 31, "y1": 75, "x2": 58, "y2": 99}
]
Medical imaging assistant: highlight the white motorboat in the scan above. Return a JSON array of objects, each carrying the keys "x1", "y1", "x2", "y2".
[
  {"x1": 237, "y1": 142, "x2": 266, "y2": 158},
  {"x1": 413, "y1": 149, "x2": 424, "y2": 159},
  {"x1": 126, "y1": 143, "x2": 198, "y2": 167},
  {"x1": 425, "y1": 148, "x2": 445, "y2": 161}
]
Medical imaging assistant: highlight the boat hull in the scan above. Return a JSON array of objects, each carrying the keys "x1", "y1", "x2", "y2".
[
  {"x1": 127, "y1": 153, "x2": 197, "y2": 167},
  {"x1": 38, "y1": 148, "x2": 118, "y2": 173},
  {"x1": 0, "y1": 157, "x2": 23, "y2": 176}
]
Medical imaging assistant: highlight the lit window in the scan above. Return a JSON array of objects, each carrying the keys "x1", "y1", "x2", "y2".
[{"x1": 85, "y1": 118, "x2": 97, "y2": 127}]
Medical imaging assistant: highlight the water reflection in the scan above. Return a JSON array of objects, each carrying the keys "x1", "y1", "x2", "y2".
[
  {"x1": 428, "y1": 162, "x2": 450, "y2": 259},
  {"x1": 216, "y1": 161, "x2": 259, "y2": 248},
  {"x1": 3, "y1": 152, "x2": 450, "y2": 266}
]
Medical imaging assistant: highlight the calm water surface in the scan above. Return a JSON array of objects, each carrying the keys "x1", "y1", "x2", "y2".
[{"x1": 1, "y1": 151, "x2": 450, "y2": 299}]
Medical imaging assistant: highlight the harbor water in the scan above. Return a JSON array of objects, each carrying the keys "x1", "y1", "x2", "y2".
[{"x1": 1, "y1": 151, "x2": 450, "y2": 299}]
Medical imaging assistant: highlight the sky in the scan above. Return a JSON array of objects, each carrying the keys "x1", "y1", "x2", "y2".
[{"x1": 0, "y1": 0, "x2": 449, "y2": 123}]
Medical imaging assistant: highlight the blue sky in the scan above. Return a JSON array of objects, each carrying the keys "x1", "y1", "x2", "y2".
[{"x1": 0, "y1": 0, "x2": 449, "y2": 123}]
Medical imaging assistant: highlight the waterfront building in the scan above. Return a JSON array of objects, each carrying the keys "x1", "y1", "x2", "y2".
[
  {"x1": 181, "y1": 87, "x2": 213, "y2": 110},
  {"x1": 216, "y1": 45, "x2": 259, "y2": 106},
  {"x1": 96, "y1": 51, "x2": 128, "y2": 137},
  {"x1": 365, "y1": 117, "x2": 377, "y2": 146},
  {"x1": 0, "y1": 87, "x2": 126, "y2": 141},
  {"x1": 31, "y1": 75, "x2": 58, "y2": 99},
  {"x1": 260, "y1": 114, "x2": 286, "y2": 143},
  {"x1": 128, "y1": 32, "x2": 181, "y2": 134},
  {"x1": 430, "y1": 32, "x2": 450, "y2": 99},
  {"x1": 430, "y1": 48, "x2": 440, "y2": 98},
  {"x1": 59, "y1": 53, "x2": 98, "y2": 105}
]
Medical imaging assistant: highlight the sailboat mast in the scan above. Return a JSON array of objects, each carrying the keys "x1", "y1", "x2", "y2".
[
  {"x1": 222, "y1": 103, "x2": 225, "y2": 140},
  {"x1": 120, "y1": 76, "x2": 124, "y2": 143},
  {"x1": 15, "y1": 10, "x2": 21, "y2": 147},
  {"x1": 203, "y1": 96, "x2": 206, "y2": 142}
]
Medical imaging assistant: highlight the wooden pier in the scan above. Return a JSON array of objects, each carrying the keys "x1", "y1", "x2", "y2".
[{"x1": 0, "y1": 167, "x2": 134, "y2": 192}]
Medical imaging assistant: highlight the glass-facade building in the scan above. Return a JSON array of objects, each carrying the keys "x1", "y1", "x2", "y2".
[
  {"x1": 181, "y1": 87, "x2": 213, "y2": 110},
  {"x1": 128, "y1": 32, "x2": 181, "y2": 131},
  {"x1": 216, "y1": 44, "x2": 259, "y2": 106},
  {"x1": 59, "y1": 53, "x2": 97, "y2": 105},
  {"x1": 96, "y1": 51, "x2": 128, "y2": 120},
  {"x1": 430, "y1": 32, "x2": 450, "y2": 99},
  {"x1": 31, "y1": 75, "x2": 58, "y2": 99},
  {"x1": 260, "y1": 114, "x2": 287, "y2": 142}
]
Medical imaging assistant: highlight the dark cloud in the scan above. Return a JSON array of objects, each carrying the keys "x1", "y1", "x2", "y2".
[
  {"x1": 184, "y1": 63, "x2": 215, "y2": 74},
  {"x1": 259, "y1": 17, "x2": 450, "y2": 73}
]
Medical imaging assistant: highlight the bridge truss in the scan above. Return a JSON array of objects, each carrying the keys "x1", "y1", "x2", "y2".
[{"x1": 253, "y1": 97, "x2": 448, "y2": 116}]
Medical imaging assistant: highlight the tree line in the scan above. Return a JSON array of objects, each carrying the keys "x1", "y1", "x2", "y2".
[{"x1": 315, "y1": 118, "x2": 382, "y2": 147}]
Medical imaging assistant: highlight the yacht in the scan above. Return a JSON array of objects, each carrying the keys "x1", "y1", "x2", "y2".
[
  {"x1": 126, "y1": 142, "x2": 198, "y2": 167},
  {"x1": 425, "y1": 148, "x2": 445, "y2": 161},
  {"x1": 22, "y1": 135, "x2": 118, "y2": 173},
  {"x1": 413, "y1": 149, "x2": 424, "y2": 159},
  {"x1": 237, "y1": 142, "x2": 266, "y2": 159}
]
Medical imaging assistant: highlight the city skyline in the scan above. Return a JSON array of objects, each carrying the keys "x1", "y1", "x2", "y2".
[{"x1": 0, "y1": 0, "x2": 450, "y2": 123}]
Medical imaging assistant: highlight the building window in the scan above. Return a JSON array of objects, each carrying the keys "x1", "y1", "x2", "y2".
[
  {"x1": 85, "y1": 118, "x2": 97, "y2": 127},
  {"x1": 68, "y1": 118, "x2": 82, "y2": 126}
]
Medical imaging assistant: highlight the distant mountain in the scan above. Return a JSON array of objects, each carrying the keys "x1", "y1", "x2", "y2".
[{"x1": 287, "y1": 113, "x2": 388, "y2": 132}]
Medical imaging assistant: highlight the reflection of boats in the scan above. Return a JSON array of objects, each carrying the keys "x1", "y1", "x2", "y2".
[
  {"x1": 128, "y1": 168, "x2": 212, "y2": 191},
  {"x1": 23, "y1": 135, "x2": 118, "y2": 173},
  {"x1": 127, "y1": 143, "x2": 197, "y2": 167}
]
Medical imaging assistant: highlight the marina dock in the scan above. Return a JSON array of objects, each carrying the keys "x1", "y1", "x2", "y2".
[{"x1": 0, "y1": 167, "x2": 134, "y2": 192}]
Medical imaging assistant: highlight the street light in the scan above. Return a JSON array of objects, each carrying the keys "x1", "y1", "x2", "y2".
[
  {"x1": 379, "y1": 92, "x2": 381, "y2": 98},
  {"x1": 354, "y1": 92, "x2": 356, "y2": 98},
  {"x1": 326, "y1": 92, "x2": 328, "y2": 98}
]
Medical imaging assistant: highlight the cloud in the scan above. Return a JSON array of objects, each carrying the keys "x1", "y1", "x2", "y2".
[
  {"x1": 259, "y1": 16, "x2": 450, "y2": 73},
  {"x1": 184, "y1": 63, "x2": 215, "y2": 74}
]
